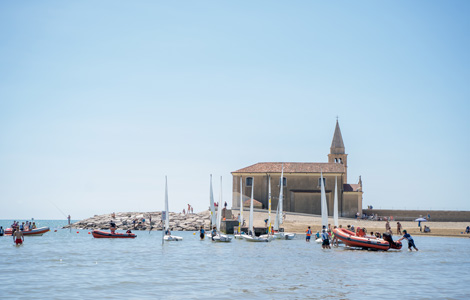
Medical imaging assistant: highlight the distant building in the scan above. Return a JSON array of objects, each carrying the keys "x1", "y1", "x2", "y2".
[{"x1": 231, "y1": 120, "x2": 363, "y2": 218}]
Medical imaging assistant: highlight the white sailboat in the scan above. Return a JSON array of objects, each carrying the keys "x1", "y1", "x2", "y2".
[
  {"x1": 242, "y1": 178, "x2": 273, "y2": 242},
  {"x1": 211, "y1": 177, "x2": 232, "y2": 242},
  {"x1": 316, "y1": 171, "x2": 328, "y2": 243},
  {"x1": 209, "y1": 174, "x2": 216, "y2": 229},
  {"x1": 234, "y1": 176, "x2": 244, "y2": 239},
  {"x1": 163, "y1": 176, "x2": 183, "y2": 242},
  {"x1": 272, "y1": 165, "x2": 296, "y2": 240}
]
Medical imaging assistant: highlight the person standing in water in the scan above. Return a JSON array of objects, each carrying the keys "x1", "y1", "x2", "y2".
[
  {"x1": 211, "y1": 226, "x2": 217, "y2": 241},
  {"x1": 305, "y1": 226, "x2": 312, "y2": 242},
  {"x1": 397, "y1": 230, "x2": 419, "y2": 251},
  {"x1": 13, "y1": 229, "x2": 24, "y2": 246},
  {"x1": 321, "y1": 229, "x2": 331, "y2": 249},
  {"x1": 199, "y1": 226, "x2": 205, "y2": 240}
]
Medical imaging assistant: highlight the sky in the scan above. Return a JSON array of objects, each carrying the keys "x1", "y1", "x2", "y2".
[{"x1": 1, "y1": 1, "x2": 469, "y2": 219}]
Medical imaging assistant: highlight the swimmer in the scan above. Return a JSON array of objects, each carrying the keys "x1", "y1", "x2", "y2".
[{"x1": 13, "y1": 229, "x2": 24, "y2": 246}]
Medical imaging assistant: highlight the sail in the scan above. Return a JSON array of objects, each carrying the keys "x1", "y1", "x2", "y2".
[
  {"x1": 165, "y1": 176, "x2": 169, "y2": 231},
  {"x1": 279, "y1": 164, "x2": 284, "y2": 225},
  {"x1": 320, "y1": 171, "x2": 328, "y2": 229},
  {"x1": 249, "y1": 178, "x2": 254, "y2": 236},
  {"x1": 273, "y1": 203, "x2": 279, "y2": 231},
  {"x1": 216, "y1": 176, "x2": 223, "y2": 233},
  {"x1": 238, "y1": 177, "x2": 243, "y2": 233},
  {"x1": 268, "y1": 175, "x2": 271, "y2": 234},
  {"x1": 210, "y1": 175, "x2": 216, "y2": 227},
  {"x1": 333, "y1": 176, "x2": 339, "y2": 227}
]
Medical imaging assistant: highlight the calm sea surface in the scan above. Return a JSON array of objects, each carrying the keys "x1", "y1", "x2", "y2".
[{"x1": 1, "y1": 220, "x2": 469, "y2": 300}]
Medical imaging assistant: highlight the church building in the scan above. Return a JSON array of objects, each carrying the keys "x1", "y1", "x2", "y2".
[{"x1": 231, "y1": 120, "x2": 363, "y2": 218}]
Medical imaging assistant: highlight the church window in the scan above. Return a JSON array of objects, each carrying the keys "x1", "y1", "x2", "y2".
[
  {"x1": 318, "y1": 178, "x2": 326, "y2": 188},
  {"x1": 339, "y1": 158, "x2": 343, "y2": 164},
  {"x1": 246, "y1": 177, "x2": 253, "y2": 187},
  {"x1": 279, "y1": 177, "x2": 287, "y2": 186}
]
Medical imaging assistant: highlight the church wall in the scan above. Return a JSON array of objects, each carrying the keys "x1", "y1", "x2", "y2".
[{"x1": 343, "y1": 192, "x2": 362, "y2": 217}]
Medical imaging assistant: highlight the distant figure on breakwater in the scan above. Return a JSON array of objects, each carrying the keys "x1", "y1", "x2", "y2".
[{"x1": 68, "y1": 215, "x2": 71, "y2": 225}]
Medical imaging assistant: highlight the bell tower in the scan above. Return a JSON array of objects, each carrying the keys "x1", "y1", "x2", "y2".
[{"x1": 328, "y1": 119, "x2": 348, "y2": 182}]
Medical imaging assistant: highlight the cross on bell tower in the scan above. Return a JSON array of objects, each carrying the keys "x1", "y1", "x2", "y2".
[{"x1": 328, "y1": 119, "x2": 348, "y2": 182}]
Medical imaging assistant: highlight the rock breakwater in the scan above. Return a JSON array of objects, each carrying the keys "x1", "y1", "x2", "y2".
[{"x1": 65, "y1": 211, "x2": 212, "y2": 231}]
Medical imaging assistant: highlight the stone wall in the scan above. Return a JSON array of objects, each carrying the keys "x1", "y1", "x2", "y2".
[{"x1": 363, "y1": 209, "x2": 470, "y2": 222}]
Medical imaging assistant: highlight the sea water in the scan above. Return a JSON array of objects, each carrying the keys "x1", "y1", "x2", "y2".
[{"x1": 0, "y1": 220, "x2": 469, "y2": 300}]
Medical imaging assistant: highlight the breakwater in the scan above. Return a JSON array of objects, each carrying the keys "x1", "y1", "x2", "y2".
[{"x1": 65, "y1": 211, "x2": 211, "y2": 231}]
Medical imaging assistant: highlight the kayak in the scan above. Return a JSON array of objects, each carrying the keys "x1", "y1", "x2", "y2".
[
  {"x1": 4, "y1": 227, "x2": 50, "y2": 236},
  {"x1": 333, "y1": 228, "x2": 402, "y2": 251},
  {"x1": 92, "y1": 230, "x2": 136, "y2": 238}
]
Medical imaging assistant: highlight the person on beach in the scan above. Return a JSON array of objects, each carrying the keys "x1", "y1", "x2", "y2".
[
  {"x1": 321, "y1": 230, "x2": 330, "y2": 249},
  {"x1": 211, "y1": 226, "x2": 217, "y2": 241},
  {"x1": 385, "y1": 220, "x2": 392, "y2": 235},
  {"x1": 13, "y1": 229, "x2": 24, "y2": 246},
  {"x1": 397, "y1": 230, "x2": 419, "y2": 251},
  {"x1": 306, "y1": 226, "x2": 312, "y2": 242},
  {"x1": 397, "y1": 222, "x2": 402, "y2": 235},
  {"x1": 199, "y1": 226, "x2": 205, "y2": 240}
]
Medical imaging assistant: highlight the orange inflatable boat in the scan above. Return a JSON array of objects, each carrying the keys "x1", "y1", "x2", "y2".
[{"x1": 333, "y1": 228, "x2": 401, "y2": 251}]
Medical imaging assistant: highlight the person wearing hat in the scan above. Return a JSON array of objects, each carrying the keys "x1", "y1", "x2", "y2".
[{"x1": 397, "y1": 230, "x2": 419, "y2": 251}]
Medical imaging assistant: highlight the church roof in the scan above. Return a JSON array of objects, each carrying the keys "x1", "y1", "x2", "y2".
[
  {"x1": 330, "y1": 120, "x2": 345, "y2": 154},
  {"x1": 232, "y1": 162, "x2": 345, "y2": 174},
  {"x1": 343, "y1": 184, "x2": 361, "y2": 192}
]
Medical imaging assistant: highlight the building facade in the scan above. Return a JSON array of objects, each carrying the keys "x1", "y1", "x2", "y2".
[{"x1": 231, "y1": 121, "x2": 363, "y2": 218}]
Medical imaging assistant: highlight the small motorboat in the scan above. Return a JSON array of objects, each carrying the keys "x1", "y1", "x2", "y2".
[
  {"x1": 333, "y1": 228, "x2": 401, "y2": 251},
  {"x1": 92, "y1": 230, "x2": 136, "y2": 239},
  {"x1": 5, "y1": 227, "x2": 50, "y2": 236}
]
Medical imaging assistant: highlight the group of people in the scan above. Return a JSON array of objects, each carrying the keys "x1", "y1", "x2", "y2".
[
  {"x1": 305, "y1": 222, "x2": 419, "y2": 251},
  {"x1": 183, "y1": 204, "x2": 194, "y2": 215},
  {"x1": 7, "y1": 220, "x2": 39, "y2": 246}
]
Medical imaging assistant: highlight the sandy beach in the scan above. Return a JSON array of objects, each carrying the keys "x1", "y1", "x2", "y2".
[{"x1": 233, "y1": 209, "x2": 470, "y2": 238}]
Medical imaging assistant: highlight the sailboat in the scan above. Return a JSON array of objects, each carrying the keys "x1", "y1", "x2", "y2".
[
  {"x1": 209, "y1": 174, "x2": 216, "y2": 229},
  {"x1": 272, "y1": 165, "x2": 296, "y2": 240},
  {"x1": 234, "y1": 176, "x2": 244, "y2": 239},
  {"x1": 211, "y1": 176, "x2": 232, "y2": 242},
  {"x1": 242, "y1": 178, "x2": 273, "y2": 242},
  {"x1": 163, "y1": 176, "x2": 183, "y2": 242},
  {"x1": 316, "y1": 171, "x2": 328, "y2": 243}
]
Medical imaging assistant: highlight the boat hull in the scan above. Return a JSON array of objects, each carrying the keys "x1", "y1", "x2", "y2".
[
  {"x1": 211, "y1": 234, "x2": 232, "y2": 242},
  {"x1": 242, "y1": 235, "x2": 273, "y2": 242},
  {"x1": 92, "y1": 230, "x2": 136, "y2": 239},
  {"x1": 333, "y1": 228, "x2": 401, "y2": 251},
  {"x1": 5, "y1": 227, "x2": 50, "y2": 236},
  {"x1": 164, "y1": 235, "x2": 183, "y2": 241}
]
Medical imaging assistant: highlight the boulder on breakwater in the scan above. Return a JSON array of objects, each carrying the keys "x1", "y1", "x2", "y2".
[{"x1": 64, "y1": 211, "x2": 212, "y2": 231}]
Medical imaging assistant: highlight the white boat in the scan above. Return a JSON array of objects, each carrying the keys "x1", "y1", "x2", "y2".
[
  {"x1": 234, "y1": 177, "x2": 244, "y2": 239},
  {"x1": 271, "y1": 165, "x2": 296, "y2": 240},
  {"x1": 162, "y1": 176, "x2": 183, "y2": 242},
  {"x1": 242, "y1": 177, "x2": 272, "y2": 242},
  {"x1": 211, "y1": 176, "x2": 232, "y2": 243}
]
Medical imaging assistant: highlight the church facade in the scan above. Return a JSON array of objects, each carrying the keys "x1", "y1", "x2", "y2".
[{"x1": 231, "y1": 121, "x2": 363, "y2": 218}]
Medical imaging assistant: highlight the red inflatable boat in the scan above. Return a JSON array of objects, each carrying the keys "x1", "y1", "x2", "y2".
[
  {"x1": 333, "y1": 228, "x2": 401, "y2": 251},
  {"x1": 92, "y1": 230, "x2": 136, "y2": 239},
  {"x1": 5, "y1": 227, "x2": 50, "y2": 236}
]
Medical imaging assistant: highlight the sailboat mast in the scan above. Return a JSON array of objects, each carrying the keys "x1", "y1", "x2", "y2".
[
  {"x1": 334, "y1": 176, "x2": 339, "y2": 227},
  {"x1": 210, "y1": 175, "x2": 216, "y2": 228},
  {"x1": 320, "y1": 171, "x2": 328, "y2": 229},
  {"x1": 217, "y1": 176, "x2": 223, "y2": 233},
  {"x1": 249, "y1": 178, "x2": 254, "y2": 236},
  {"x1": 279, "y1": 164, "x2": 284, "y2": 225},
  {"x1": 162, "y1": 176, "x2": 168, "y2": 245},
  {"x1": 268, "y1": 175, "x2": 272, "y2": 234},
  {"x1": 238, "y1": 176, "x2": 243, "y2": 234}
]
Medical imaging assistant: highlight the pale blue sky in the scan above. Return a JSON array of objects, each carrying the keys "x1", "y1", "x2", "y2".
[{"x1": 1, "y1": 1, "x2": 469, "y2": 219}]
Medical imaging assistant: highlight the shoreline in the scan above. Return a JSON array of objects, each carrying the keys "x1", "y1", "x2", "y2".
[{"x1": 65, "y1": 209, "x2": 470, "y2": 238}]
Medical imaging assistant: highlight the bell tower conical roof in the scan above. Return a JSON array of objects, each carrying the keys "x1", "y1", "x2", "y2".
[{"x1": 330, "y1": 120, "x2": 345, "y2": 154}]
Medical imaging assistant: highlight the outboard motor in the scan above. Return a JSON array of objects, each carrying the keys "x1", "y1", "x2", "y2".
[{"x1": 383, "y1": 233, "x2": 402, "y2": 249}]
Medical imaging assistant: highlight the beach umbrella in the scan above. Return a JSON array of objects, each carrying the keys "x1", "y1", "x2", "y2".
[{"x1": 414, "y1": 218, "x2": 427, "y2": 222}]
